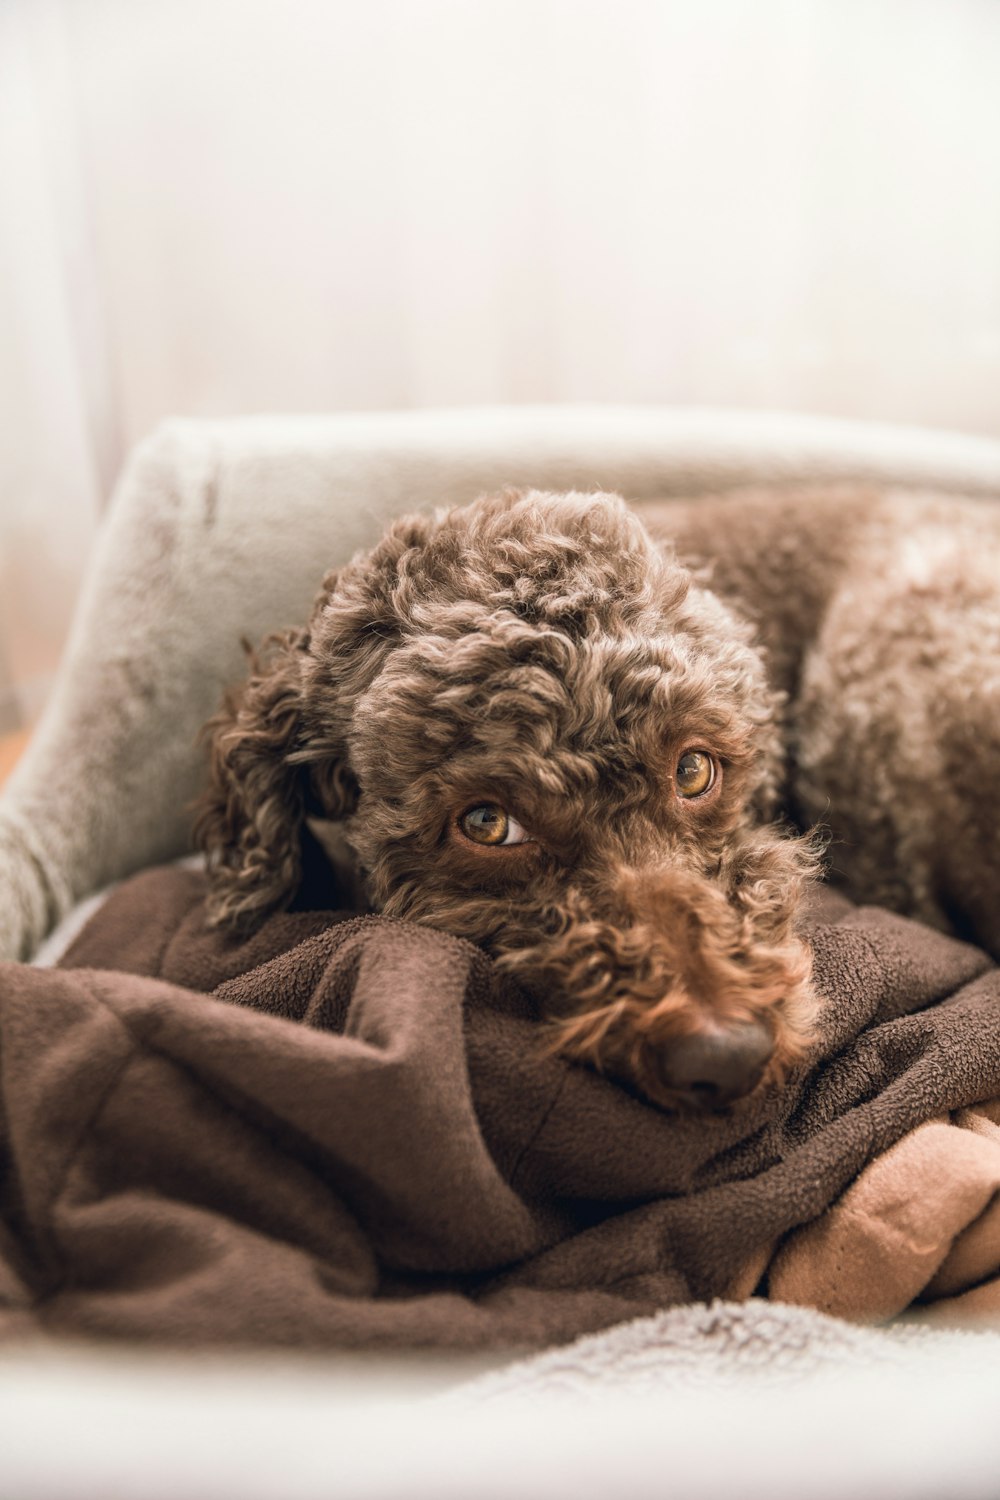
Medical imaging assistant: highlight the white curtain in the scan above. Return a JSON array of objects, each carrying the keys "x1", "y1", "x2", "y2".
[{"x1": 3, "y1": 0, "x2": 1000, "y2": 728}]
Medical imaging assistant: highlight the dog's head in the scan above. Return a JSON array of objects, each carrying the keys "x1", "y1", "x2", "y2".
[{"x1": 196, "y1": 490, "x2": 818, "y2": 1108}]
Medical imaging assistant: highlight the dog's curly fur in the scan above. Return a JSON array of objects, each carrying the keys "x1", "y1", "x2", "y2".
[{"x1": 195, "y1": 485, "x2": 1000, "y2": 1109}]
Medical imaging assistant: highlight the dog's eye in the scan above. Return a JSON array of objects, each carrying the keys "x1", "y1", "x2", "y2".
[
  {"x1": 675, "y1": 750, "x2": 716, "y2": 798},
  {"x1": 459, "y1": 805, "x2": 530, "y2": 846}
]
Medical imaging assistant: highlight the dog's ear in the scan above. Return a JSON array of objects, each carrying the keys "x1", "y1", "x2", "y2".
[
  {"x1": 195, "y1": 509, "x2": 443, "y2": 932},
  {"x1": 194, "y1": 622, "x2": 356, "y2": 932}
]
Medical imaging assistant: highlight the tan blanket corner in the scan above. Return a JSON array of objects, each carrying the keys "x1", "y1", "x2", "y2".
[
  {"x1": 769, "y1": 1100, "x2": 1000, "y2": 1323},
  {"x1": 0, "y1": 864, "x2": 997, "y2": 1350}
]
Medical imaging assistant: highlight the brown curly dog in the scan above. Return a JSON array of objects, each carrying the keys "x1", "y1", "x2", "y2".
[{"x1": 195, "y1": 485, "x2": 1000, "y2": 1110}]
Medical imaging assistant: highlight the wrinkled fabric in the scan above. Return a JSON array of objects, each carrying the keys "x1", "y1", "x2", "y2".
[{"x1": 0, "y1": 866, "x2": 997, "y2": 1349}]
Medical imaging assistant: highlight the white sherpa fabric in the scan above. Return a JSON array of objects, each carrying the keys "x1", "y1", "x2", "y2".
[
  {"x1": 448, "y1": 1297, "x2": 1000, "y2": 1403},
  {"x1": 1, "y1": 1303, "x2": 999, "y2": 1499},
  {"x1": 4, "y1": 404, "x2": 1000, "y2": 963}
]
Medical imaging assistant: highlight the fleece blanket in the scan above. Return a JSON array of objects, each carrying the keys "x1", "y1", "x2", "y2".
[{"x1": 1, "y1": 865, "x2": 999, "y2": 1349}]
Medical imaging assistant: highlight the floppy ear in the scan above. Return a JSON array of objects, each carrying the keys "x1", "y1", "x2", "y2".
[
  {"x1": 196, "y1": 508, "x2": 441, "y2": 932},
  {"x1": 194, "y1": 623, "x2": 356, "y2": 932}
]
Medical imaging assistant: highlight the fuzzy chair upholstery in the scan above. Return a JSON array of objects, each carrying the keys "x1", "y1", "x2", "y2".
[{"x1": 3, "y1": 403, "x2": 1000, "y2": 968}]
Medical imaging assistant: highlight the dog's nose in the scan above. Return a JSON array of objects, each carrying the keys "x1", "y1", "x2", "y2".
[{"x1": 663, "y1": 1021, "x2": 773, "y2": 1107}]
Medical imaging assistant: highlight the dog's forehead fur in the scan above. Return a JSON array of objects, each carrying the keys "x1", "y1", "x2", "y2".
[{"x1": 388, "y1": 487, "x2": 669, "y2": 626}]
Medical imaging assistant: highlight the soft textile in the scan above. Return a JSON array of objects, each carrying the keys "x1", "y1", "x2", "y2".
[
  {"x1": 0, "y1": 864, "x2": 998, "y2": 1348},
  {"x1": 4, "y1": 1306, "x2": 1000, "y2": 1500},
  {"x1": 451, "y1": 1297, "x2": 1000, "y2": 1404}
]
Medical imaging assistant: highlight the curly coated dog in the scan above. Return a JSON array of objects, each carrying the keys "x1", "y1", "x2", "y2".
[{"x1": 195, "y1": 485, "x2": 1000, "y2": 1110}]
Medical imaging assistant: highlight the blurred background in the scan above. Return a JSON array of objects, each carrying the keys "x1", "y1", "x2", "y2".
[{"x1": 2, "y1": 0, "x2": 999, "y2": 741}]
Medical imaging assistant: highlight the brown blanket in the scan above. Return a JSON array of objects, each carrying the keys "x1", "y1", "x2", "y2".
[{"x1": 1, "y1": 866, "x2": 999, "y2": 1350}]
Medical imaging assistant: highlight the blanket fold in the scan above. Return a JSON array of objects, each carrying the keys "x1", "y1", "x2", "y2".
[{"x1": 0, "y1": 866, "x2": 998, "y2": 1349}]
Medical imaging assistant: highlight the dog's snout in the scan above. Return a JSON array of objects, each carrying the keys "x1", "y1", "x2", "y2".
[{"x1": 662, "y1": 1020, "x2": 773, "y2": 1108}]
